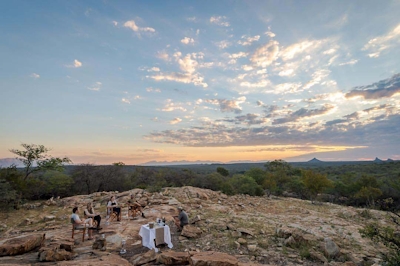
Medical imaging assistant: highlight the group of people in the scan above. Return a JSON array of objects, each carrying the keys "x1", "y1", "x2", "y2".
[{"x1": 71, "y1": 194, "x2": 189, "y2": 240}]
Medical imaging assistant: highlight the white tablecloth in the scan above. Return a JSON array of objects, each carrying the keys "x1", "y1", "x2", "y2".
[{"x1": 139, "y1": 224, "x2": 173, "y2": 252}]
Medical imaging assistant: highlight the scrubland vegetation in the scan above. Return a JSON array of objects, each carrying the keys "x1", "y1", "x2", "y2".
[{"x1": 1, "y1": 143, "x2": 399, "y2": 264}]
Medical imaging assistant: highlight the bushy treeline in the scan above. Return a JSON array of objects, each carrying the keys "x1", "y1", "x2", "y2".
[
  {"x1": 1, "y1": 144, "x2": 400, "y2": 212},
  {"x1": 2, "y1": 158, "x2": 400, "y2": 210}
]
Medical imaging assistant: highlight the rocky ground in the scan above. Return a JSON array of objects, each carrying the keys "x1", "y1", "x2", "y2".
[{"x1": 0, "y1": 186, "x2": 393, "y2": 265}]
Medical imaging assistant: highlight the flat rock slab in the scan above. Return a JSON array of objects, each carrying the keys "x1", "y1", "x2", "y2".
[
  {"x1": 0, "y1": 233, "x2": 45, "y2": 256},
  {"x1": 58, "y1": 253, "x2": 131, "y2": 265},
  {"x1": 190, "y1": 251, "x2": 238, "y2": 266}
]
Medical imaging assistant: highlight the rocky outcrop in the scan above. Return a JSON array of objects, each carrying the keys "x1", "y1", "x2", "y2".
[
  {"x1": 0, "y1": 233, "x2": 45, "y2": 256},
  {"x1": 130, "y1": 249, "x2": 157, "y2": 265},
  {"x1": 38, "y1": 247, "x2": 72, "y2": 262},
  {"x1": 156, "y1": 250, "x2": 190, "y2": 264},
  {"x1": 190, "y1": 251, "x2": 238, "y2": 266},
  {"x1": 0, "y1": 186, "x2": 393, "y2": 265},
  {"x1": 181, "y1": 225, "x2": 202, "y2": 238},
  {"x1": 58, "y1": 254, "x2": 131, "y2": 265},
  {"x1": 322, "y1": 237, "x2": 340, "y2": 258}
]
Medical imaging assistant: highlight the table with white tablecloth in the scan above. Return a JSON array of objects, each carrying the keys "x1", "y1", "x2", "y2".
[{"x1": 138, "y1": 224, "x2": 173, "y2": 252}]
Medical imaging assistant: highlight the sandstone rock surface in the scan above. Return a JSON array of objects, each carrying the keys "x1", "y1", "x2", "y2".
[{"x1": 0, "y1": 233, "x2": 45, "y2": 256}]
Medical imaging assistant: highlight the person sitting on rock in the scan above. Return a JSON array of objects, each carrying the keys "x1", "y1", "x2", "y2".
[
  {"x1": 71, "y1": 206, "x2": 95, "y2": 240},
  {"x1": 107, "y1": 195, "x2": 121, "y2": 221},
  {"x1": 174, "y1": 206, "x2": 189, "y2": 232},
  {"x1": 128, "y1": 194, "x2": 145, "y2": 218},
  {"x1": 84, "y1": 202, "x2": 102, "y2": 230}
]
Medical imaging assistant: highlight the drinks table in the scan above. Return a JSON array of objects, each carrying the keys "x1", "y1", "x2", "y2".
[{"x1": 138, "y1": 223, "x2": 173, "y2": 252}]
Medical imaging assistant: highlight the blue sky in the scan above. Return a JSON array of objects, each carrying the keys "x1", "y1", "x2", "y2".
[{"x1": 1, "y1": 0, "x2": 400, "y2": 165}]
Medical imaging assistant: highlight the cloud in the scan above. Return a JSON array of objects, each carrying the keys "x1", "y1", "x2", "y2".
[
  {"x1": 87, "y1": 81, "x2": 102, "y2": 91},
  {"x1": 146, "y1": 87, "x2": 161, "y2": 93},
  {"x1": 74, "y1": 59, "x2": 82, "y2": 68},
  {"x1": 121, "y1": 98, "x2": 130, "y2": 104},
  {"x1": 112, "y1": 21, "x2": 118, "y2": 26},
  {"x1": 149, "y1": 52, "x2": 208, "y2": 88},
  {"x1": 124, "y1": 20, "x2": 155, "y2": 33},
  {"x1": 157, "y1": 51, "x2": 169, "y2": 61},
  {"x1": 240, "y1": 80, "x2": 270, "y2": 88},
  {"x1": 215, "y1": 40, "x2": 231, "y2": 49},
  {"x1": 161, "y1": 99, "x2": 187, "y2": 112},
  {"x1": 265, "y1": 31, "x2": 276, "y2": 38},
  {"x1": 302, "y1": 69, "x2": 331, "y2": 90},
  {"x1": 238, "y1": 35, "x2": 260, "y2": 46},
  {"x1": 144, "y1": 111, "x2": 400, "y2": 148},
  {"x1": 177, "y1": 53, "x2": 198, "y2": 73},
  {"x1": 221, "y1": 113, "x2": 268, "y2": 125},
  {"x1": 205, "y1": 97, "x2": 246, "y2": 114},
  {"x1": 30, "y1": 73, "x2": 40, "y2": 79},
  {"x1": 210, "y1": 16, "x2": 230, "y2": 27},
  {"x1": 272, "y1": 82, "x2": 303, "y2": 94},
  {"x1": 148, "y1": 72, "x2": 207, "y2": 88},
  {"x1": 339, "y1": 59, "x2": 358, "y2": 66},
  {"x1": 181, "y1": 37, "x2": 194, "y2": 45},
  {"x1": 362, "y1": 23, "x2": 400, "y2": 58},
  {"x1": 144, "y1": 73, "x2": 400, "y2": 149},
  {"x1": 280, "y1": 40, "x2": 323, "y2": 61},
  {"x1": 66, "y1": 59, "x2": 82, "y2": 68},
  {"x1": 345, "y1": 73, "x2": 400, "y2": 99},
  {"x1": 170, "y1": 118, "x2": 182, "y2": 124},
  {"x1": 148, "y1": 67, "x2": 160, "y2": 72},
  {"x1": 250, "y1": 40, "x2": 280, "y2": 67},
  {"x1": 272, "y1": 104, "x2": 335, "y2": 124}
]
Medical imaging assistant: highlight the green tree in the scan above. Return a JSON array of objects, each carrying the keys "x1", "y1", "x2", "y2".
[
  {"x1": 355, "y1": 186, "x2": 383, "y2": 207},
  {"x1": 302, "y1": 169, "x2": 333, "y2": 203},
  {"x1": 43, "y1": 171, "x2": 74, "y2": 197},
  {"x1": 10, "y1": 143, "x2": 71, "y2": 180},
  {"x1": 264, "y1": 160, "x2": 293, "y2": 194},
  {"x1": 216, "y1": 167, "x2": 229, "y2": 177},
  {"x1": 224, "y1": 174, "x2": 264, "y2": 196},
  {"x1": 246, "y1": 167, "x2": 266, "y2": 186}
]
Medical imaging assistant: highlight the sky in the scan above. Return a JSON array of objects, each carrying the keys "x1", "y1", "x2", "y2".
[{"x1": 1, "y1": 0, "x2": 400, "y2": 165}]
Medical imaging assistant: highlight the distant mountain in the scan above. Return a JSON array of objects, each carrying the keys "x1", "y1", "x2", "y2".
[
  {"x1": 387, "y1": 158, "x2": 394, "y2": 162},
  {"x1": 307, "y1": 158, "x2": 323, "y2": 163},
  {"x1": 373, "y1": 157, "x2": 383, "y2": 162},
  {"x1": 0, "y1": 158, "x2": 24, "y2": 168},
  {"x1": 140, "y1": 160, "x2": 222, "y2": 166},
  {"x1": 141, "y1": 159, "x2": 270, "y2": 166}
]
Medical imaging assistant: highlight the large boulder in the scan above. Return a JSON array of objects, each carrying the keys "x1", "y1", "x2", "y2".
[
  {"x1": 130, "y1": 249, "x2": 157, "y2": 265},
  {"x1": 322, "y1": 237, "x2": 340, "y2": 258},
  {"x1": 0, "y1": 233, "x2": 45, "y2": 256},
  {"x1": 38, "y1": 247, "x2": 72, "y2": 262},
  {"x1": 181, "y1": 225, "x2": 202, "y2": 238},
  {"x1": 58, "y1": 254, "x2": 131, "y2": 265},
  {"x1": 190, "y1": 251, "x2": 238, "y2": 266},
  {"x1": 156, "y1": 251, "x2": 190, "y2": 265}
]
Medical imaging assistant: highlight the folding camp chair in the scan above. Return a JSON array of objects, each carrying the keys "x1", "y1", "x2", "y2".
[{"x1": 71, "y1": 218, "x2": 86, "y2": 242}]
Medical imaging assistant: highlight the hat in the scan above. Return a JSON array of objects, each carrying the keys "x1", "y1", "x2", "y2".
[{"x1": 178, "y1": 206, "x2": 183, "y2": 210}]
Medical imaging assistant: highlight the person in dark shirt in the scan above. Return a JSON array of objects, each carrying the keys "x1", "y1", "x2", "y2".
[{"x1": 174, "y1": 206, "x2": 189, "y2": 231}]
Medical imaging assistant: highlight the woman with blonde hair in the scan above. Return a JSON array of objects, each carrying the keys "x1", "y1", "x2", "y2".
[{"x1": 84, "y1": 202, "x2": 102, "y2": 230}]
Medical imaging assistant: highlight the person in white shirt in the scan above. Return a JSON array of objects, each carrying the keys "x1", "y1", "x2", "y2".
[
  {"x1": 71, "y1": 206, "x2": 95, "y2": 240},
  {"x1": 107, "y1": 195, "x2": 121, "y2": 221}
]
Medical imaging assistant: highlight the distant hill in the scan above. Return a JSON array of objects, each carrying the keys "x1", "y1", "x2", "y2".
[
  {"x1": 373, "y1": 157, "x2": 383, "y2": 163},
  {"x1": 307, "y1": 158, "x2": 323, "y2": 163},
  {"x1": 0, "y1": 158, "x2": 23, "y2": 168}
]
